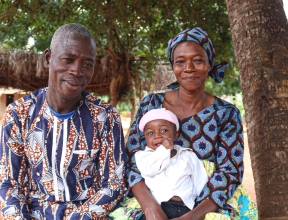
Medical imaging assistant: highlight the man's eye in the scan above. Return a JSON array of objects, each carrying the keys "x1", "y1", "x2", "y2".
[
  {"x1": 63, "y1": 58, "x2": 73, "y2": 63},
  {"x1": 83, "y1": 62, "x2": 93, "y2": 68}
]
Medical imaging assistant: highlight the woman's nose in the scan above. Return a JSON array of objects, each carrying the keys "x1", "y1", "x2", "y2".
[{"x1": 184, "y1": 60, "x2": 194, "y2": 72}]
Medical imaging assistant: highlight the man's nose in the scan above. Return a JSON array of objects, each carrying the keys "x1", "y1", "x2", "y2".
[{"x1": 70, "y1": 62, "x2": 83, "y2": 77}]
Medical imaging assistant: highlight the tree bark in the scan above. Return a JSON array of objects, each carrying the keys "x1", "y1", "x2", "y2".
[{"x1": 225, "y1": 0, "x2": 288, "y2": 219}]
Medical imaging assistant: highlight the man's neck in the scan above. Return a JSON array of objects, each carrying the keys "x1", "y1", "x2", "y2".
[{"x1": 46, "y1": 91, "x2": 82, "y2": 114}]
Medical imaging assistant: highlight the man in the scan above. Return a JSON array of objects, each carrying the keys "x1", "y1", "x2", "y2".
[{"x1": 0, "y1": 23, "x2": 126, "y2": 219}]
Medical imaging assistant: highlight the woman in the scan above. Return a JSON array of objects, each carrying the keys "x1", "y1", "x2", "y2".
[{"x1": 124, "y1": 27, "x2": 257, "y2": 220}]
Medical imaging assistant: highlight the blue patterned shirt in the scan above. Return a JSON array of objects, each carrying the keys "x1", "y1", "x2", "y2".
[
  {"x1": 126, "y1": 92, "x2": 244, "y2": 210},
  {"x1": 0, "y1": 88, "x2": 127, "y2": 219}
]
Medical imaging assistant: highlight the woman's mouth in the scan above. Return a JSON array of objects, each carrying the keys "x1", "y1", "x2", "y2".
[{"x1": 183, "y1": 77, "x2": 198, "y2": 81}]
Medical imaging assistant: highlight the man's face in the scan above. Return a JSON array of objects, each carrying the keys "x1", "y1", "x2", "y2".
[{"x1": 45, "y1": 34, "x2": 96, "y2": 102}]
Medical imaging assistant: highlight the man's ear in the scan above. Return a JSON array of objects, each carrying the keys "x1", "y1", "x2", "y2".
[{"x1": 43, "y1": 48, "x2": 51, "y2": 68}]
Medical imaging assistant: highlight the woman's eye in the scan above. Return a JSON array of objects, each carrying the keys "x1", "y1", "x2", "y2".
[
  {"x1": 161, "y1": 129, "x2": 167, "y2": 133},
  {"x1": 147, "y1": 132, "x2": 153, "y2": 136},
  {"x1": 194, "y1": 59, "x2": 203, "y2": 63},
  {"x1": 175, "y1": 60, "x2": 185, "y2": 64}
]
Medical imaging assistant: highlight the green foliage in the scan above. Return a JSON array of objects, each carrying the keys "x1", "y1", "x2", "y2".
[
  {"x1": 0, "y1": 0, "x2": 240, "y2": 97},
  {"x1": 231, "y1": 93, "x2": 245, "y2": 120},
  {"x1": 205, "y1": 66, "x2": 241, "y2": 97}
]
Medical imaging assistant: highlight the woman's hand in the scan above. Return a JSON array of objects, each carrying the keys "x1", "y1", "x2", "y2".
[
  {"x1": 132, "y1": 181, "x2": 169, "y2": 220},
  {"x1": 144, "y1": 203, "x2": 169, "y2": 220},
  {"x1": 170, "y1": 209, "x2": 204, "y2": 220},
  {"x1": 171, "y1": 199, "x2": 219, "y2": 220},
  {"x1": 171, "y1": 212, "x2": 204, "y2": 220}
]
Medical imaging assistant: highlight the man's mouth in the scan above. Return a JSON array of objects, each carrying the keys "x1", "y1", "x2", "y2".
[{"x1": 64, "y1": 80, "x2": 83, "y2": 90}]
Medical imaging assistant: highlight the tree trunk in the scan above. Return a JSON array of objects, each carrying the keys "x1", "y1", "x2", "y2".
[
  {"x1": 109, "y1": 75, "x2": 121, "y2": 107},
  {"x1": 225, "y1": 0, "x2": 288, "y2": 219}
]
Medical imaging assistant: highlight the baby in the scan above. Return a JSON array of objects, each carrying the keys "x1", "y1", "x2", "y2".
[{"x1": 135, "y1": 108, "x2": 208, "y2": 219}]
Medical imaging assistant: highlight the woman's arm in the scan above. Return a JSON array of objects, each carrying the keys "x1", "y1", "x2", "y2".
[
  {"x1": 196, "y1": 105, "x2": 244, "y2": 210},
  {"x1": 173, "y1": 200, "x2": 219, "y2": 220},
  {"x1": 132, "y1": 181, "x2": 168, "y2": 220}
]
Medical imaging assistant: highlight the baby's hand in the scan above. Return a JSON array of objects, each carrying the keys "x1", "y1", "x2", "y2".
[{"x1": 162, "y1": 138, "x2": 174, "y2": 150}]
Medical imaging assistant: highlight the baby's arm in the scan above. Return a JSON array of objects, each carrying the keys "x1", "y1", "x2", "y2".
[
  {"x1": 135, "y1": 146, "x2": 171, "y2": 177},
  {"x1": 162, "y1": 138, "x2": 177, "y2": 158}
]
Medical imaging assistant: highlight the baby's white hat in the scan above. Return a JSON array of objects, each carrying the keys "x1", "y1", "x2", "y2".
[{"x1": 139, "y1": 108, "x2": 179, "y2": 132}]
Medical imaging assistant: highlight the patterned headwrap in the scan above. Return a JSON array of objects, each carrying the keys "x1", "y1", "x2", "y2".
[{"x1": 167, "y1": 27, "x2": 229, "y2": 83}]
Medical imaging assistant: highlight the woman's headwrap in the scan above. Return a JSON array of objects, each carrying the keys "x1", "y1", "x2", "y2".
[{"x1": 167, "y1": 27, "x2": 229, "y2": 83}]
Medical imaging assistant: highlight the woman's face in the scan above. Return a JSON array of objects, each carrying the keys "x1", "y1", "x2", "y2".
[{"x1": 173, "y1": 41, "x2": 211, "y2": 92}]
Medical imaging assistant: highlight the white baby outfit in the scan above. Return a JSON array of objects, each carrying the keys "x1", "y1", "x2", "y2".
[{"x1": 135, "y1": 144, "x2": 208, "y2": 209}]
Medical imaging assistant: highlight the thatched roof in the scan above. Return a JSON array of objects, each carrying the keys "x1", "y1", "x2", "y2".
[{"x1": 0, "y1": 50, "x2": 175, "y2": 96}]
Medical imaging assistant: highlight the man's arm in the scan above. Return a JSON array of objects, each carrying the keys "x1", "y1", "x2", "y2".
[
  {"x1": 0, "y1": 107, "x2": 29, "y2": 219},
  {"x1": 67, "y1": 107, "x2": 127, "y2": 218}
]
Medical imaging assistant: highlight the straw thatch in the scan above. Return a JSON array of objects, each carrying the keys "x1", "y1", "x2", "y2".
[
  {"x1": 0, "y1": 50, "x2": 116, "y2": 95},
  {"x1": 0, "y1": 50, "x2": 176, "y2": 100}
]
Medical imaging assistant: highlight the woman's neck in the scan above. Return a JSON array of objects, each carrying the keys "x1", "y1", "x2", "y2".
[
  {"x1": 176, "y1": 88, "x2": 207, "y2": 110},
  {"x1": 163, "y1": 88, "x2": 214, "y2": 119}
]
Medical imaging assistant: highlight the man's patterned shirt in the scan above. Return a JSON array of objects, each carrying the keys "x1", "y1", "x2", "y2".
[{"x1": 0, "y1": 88, "x2": 126, "y2": 219}]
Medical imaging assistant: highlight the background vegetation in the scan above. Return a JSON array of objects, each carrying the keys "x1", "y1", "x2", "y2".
[{"x1": 0, "y1": 0, "x2": 244, "y2": 117}]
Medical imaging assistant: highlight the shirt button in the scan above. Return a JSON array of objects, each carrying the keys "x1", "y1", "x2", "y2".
[
  {"x1": 36, "y1": 118, "x2": 40, "y2": 122},
  {"x1": 36, "y1": 172, "x2": 40, "y2": 176}
]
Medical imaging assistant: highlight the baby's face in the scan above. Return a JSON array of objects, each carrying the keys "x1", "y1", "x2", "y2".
[{"x1": 144, "y1": 119, "x2": 178, "y2": 150}]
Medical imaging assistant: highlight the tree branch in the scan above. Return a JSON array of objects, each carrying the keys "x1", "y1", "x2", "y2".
[{"x1": 160, "y1": 0, "x2": 186, "y2": 24}]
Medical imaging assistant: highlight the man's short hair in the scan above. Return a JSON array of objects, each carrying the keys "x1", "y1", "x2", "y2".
[{"x1": 50, "y1": 23, "x2": 96, "y2": 53}]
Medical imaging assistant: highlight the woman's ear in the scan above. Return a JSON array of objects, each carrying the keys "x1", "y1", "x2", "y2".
[{"x1": 43, "y1": 48, "x2": 51, "y2": 68}]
